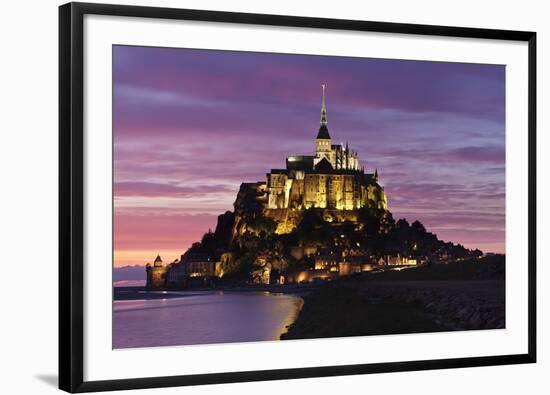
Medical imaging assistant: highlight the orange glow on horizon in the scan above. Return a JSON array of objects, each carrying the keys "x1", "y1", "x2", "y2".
[{"x1": 114, "y1": 248, "x2": 184, "y2": 268}]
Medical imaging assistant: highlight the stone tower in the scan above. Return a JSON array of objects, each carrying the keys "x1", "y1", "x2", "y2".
[{"x1": 146, "y1": 254, "x2": 168, "y2": 288}]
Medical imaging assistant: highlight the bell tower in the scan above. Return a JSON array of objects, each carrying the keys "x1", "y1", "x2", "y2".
[{"x1": 315, "y1": 84, "x2": 332, "y2": 162}]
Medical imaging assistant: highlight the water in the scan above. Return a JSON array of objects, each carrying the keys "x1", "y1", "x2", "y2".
[{"x1": 113, "y1": 291, "x2": 303, "y2": 349}]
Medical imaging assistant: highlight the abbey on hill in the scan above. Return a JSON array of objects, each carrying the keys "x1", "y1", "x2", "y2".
[
  {"x1": 146, "y1": 85, "x2": 481, "y2": 289},
  {"x1": 233, "y1": 84, "x2": 388, "y2": 236}
]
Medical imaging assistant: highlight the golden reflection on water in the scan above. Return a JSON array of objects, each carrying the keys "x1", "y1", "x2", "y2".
[{"x1": 274, "y1": 296, "x2": 304, "y2": 340}]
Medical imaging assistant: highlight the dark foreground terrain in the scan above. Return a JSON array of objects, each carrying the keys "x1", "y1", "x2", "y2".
[{"x1": 281, "y1": 256, "x2": 505, "y2": 340}]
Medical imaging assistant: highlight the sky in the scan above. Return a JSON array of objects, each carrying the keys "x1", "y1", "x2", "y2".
[{"x1": 113, "y1": 45, "x2": 505, "y2": 267}]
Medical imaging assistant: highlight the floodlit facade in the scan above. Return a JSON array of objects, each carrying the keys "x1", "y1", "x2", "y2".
[{"x1": 266, "y1": 84, "x2": 388, "y2": 211}]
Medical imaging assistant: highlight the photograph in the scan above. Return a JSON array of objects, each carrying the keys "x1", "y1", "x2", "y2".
[{"x1": 112, "y1": 45, "x2": 506, "y2": 349}]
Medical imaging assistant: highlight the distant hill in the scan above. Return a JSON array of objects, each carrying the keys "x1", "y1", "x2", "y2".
[{"x1": 114, "y1": 265, "x2": 146, "y2": 287}]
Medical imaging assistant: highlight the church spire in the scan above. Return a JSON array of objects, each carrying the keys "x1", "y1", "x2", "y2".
[
  {"x1": 316, "y1": 83, "x2": 331, "y2": 140},
  {"x1": 320, "y1": 83, "x2": 327, "y2": 125}
]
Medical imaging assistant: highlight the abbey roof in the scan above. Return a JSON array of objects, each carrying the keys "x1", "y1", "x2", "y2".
[
  {"x1": 314, "y1": 157, "x2": 333, "y2": 172},
  {"x1": 316, "y1": 124, "x2": 331, "y2": 139}
]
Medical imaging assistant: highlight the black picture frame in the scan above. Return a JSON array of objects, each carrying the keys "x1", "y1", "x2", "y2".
[{"x1": 59, "y1": 2, "x2": 537, "y2": 393}]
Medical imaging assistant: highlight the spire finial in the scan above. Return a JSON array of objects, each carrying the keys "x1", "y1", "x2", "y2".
[{"x1": 320, "y1": 83, "x2": 327, "y2": 125}]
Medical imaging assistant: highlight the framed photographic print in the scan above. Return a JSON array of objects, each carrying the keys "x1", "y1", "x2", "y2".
[{"x1": 59, "y1": 2, "x2": 537, "y2": 393}]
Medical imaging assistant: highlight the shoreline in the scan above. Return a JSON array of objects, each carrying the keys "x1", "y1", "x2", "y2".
[
  {"x1": 115, "y1": 256, "x2": 505, "y2": 341},
  {"x1": 282, "y1": 257, "x2": 505, "y2": 339}
]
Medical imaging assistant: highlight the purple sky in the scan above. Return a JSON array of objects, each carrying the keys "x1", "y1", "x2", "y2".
[{"x1": 113, "y1": 45, "x2": 505, "y2": 267}]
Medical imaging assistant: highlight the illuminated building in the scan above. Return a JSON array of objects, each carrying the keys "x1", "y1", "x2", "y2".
[
  {"x1": 314, "y1": 249, "x2": 340, "y2": 272},
  {"x1": 146, "y1": 251, "x2": 217, "y2": 289},
  {"x1": 145, "y1": 254, "x2": 169, "y2": 288},
  {"x1": 377, "y1": 254, "x2": 418, "y2": 266},
  {"x1": 265, "y1": 84, "x2": 388, "y2": 212},
  {"x1": 164, "y1": 251, "x2": 216, "y2": 288}
]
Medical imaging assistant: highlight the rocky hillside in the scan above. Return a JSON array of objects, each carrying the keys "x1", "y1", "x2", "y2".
[{"x1": 183, "y1": 182, "x2": 483, "y2": 281}]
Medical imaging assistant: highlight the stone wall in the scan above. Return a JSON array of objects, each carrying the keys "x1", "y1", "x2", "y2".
[{"x1": 146, "y1": 266, "x2": 168, "y2": 288}]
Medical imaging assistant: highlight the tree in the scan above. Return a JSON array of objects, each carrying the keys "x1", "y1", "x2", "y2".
[
  {"x1": 396, "y1": 218, "x2": 410, "y2": 230},
  {"x1": 411, "y1": 220, "x2": 426, "y2": 233}
]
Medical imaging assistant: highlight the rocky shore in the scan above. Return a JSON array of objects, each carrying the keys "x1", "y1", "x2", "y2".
[{"x1": 281, "y1": 256, "x2": 505, "y2": 340}]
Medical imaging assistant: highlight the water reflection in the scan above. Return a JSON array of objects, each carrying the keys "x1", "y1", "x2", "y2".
[{"x1": 113, "y1": 291, "x2": 302, "y2": 349}]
